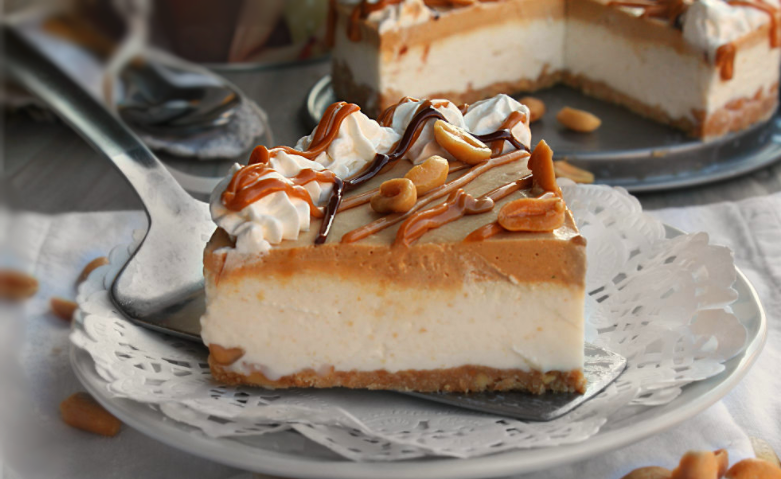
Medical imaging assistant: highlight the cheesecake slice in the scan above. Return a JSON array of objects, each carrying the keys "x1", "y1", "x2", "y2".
[
  {"x1": 202, "y1": 95, "x2": 587, "y2": 394},
  {"x1": 329, "y1": 0, "x2": 781, "y2": 138}
]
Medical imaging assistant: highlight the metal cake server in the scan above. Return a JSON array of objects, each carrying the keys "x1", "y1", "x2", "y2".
[
  {"x1": 6, "y1": 26, "x2": 626, "y2": 421},
  {"x1": 5, "y1": 26, "x2": 210, "y2": 341}
]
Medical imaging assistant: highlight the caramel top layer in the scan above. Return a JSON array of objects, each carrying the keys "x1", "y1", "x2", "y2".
[{"x1": 260, "y1": 154, "x2": 579, "y2": 247}]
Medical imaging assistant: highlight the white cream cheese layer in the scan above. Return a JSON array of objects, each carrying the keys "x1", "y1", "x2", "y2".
[
  {"x1": 565, "y1": 18, "x2": 780, "y2": 122},
  {"x1": 210, "y1": 96, "x2": 530, "y2": 254},
  {"x1": 333, "y1": 0, "x2": 780, "y2": 122},
  {"x1": 201, "y1": 275, "x2": 585, "y2": 377}
]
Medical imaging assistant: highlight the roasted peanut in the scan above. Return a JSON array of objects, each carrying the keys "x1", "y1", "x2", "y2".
[
  {"x1": 497, "y1": 196, "x2": 566, "y2": 232},
  {"x1": 210, "y1": 345, "x2": 246, "y2": 366},
  {"x1": 51, "y1": 297, "x2": 78, "y2": 322},
  {"x1": 433, "y1": 119, "x2": 492, "y2": 165},
  {"x1": 528, "y1": 140, "x2": 562, "y2": 197},
  {"x1": 556, "y1": 106, "x2": 602, "y2": 132},
  {"x1": 520, "y1": 96, "x2": 546, "y2": 123},
  {"x1": 404, "y1": 155, "x2": 449, "y2": 195},
  {"x1": 671, "y1": 451, "x2": 720, "y2": 479},
  {"x1": 620, "y1": 466, "x2": 672, "y2": 479},
  {"x1": 726, "y1": 459, "x2": 781, "y2": 479},
  {"x1": 554, "y1": 161, "x2": 595, "y2": 184},
  {"x1": 0, "y1": 270, "x2": 38, "y2": 301},
  {"x1": 371, "y1": 178, "x2": 418, "y2": 214},
  {"x1": 60, "y1": 392, "x2": 122, "y2": 437},
  {"x1": 77, "y1": 257, "x2": 109, "y2": 285}
]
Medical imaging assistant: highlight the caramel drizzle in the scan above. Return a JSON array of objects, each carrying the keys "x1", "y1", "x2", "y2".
[
  {"x1": 223, "y1": 96, "x2": 530, "y2": 245},
  {"x1": 338, "y1": 163, "x2": 470, "y2": 212},
  {"x1": 485, "y1": 110, "x2": 527, "y2": 156},
  {"x1": 394, "y1": 175, "x2": 532, "y2": 247},
  {"x1": 344, "y1": 101, "x2": 448, "y2": 190},
  {"x1": 377, "y1": 96, "x2": 420, "y2": 127},
  {"x1": 222, "y1": 101, "x2": 358, "y2": 242},
  {"x1": 341, "y1": 150, "x2": 528, "y2": 244},
  {"x1": 338, "y1": 0, "x2": 494, "y2": 42},
  {"x1": 715, "y1": 1, "x2": 780, "y2": 79},
  {"x1": 464, "y1": 222, "x2": 505, "y2": 242},
  {"x1": 609, "y1": 0, "x2": 780, "y2": 81},
  {"x1": 728, "y1": 0, "x2": 780, "y2": 47},
  {"x1": 715, "y1": 43, "x2": 736, "y2": 80},
  {"x1": 463, "y1": 191, "x2": 555, "y2": 242}
]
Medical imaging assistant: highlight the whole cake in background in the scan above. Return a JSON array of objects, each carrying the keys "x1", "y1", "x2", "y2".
[
  {"x1": 328, "y1": 0, "x2": 781, "y2": 139},
  {"x1": 201, "y1": 94, "x2": 587, "y2": 394}
]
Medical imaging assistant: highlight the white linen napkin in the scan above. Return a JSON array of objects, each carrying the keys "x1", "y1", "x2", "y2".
[{"x1": 4, "y1": 191, "x2": 779, "y2": 478}]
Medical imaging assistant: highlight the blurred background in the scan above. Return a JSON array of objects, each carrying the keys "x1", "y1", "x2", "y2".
[{"x1": 3, "y1": 0, "x2": 333, "y2": 213}]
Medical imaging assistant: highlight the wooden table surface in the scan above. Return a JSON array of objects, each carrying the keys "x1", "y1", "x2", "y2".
[{"x1": 6, "y1": 59, "x2": 781, "y2": 214}]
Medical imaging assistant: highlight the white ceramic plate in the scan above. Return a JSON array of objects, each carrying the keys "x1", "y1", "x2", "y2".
[{"x1": 70, "y1": 227, "x2": 767, "y2": 479}]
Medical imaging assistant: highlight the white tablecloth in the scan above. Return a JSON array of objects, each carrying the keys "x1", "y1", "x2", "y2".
[{"x1": 3, "y1": 192, "x2": 779, "y2": 478}]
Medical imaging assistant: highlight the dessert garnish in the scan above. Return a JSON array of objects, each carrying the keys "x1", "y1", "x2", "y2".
[{"x1": 219, "y1": 95, "x2": 535, "y2": 247}]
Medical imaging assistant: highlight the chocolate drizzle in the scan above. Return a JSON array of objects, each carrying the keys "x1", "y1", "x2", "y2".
[
  {"x1": 483, "y1": 110, "x2": 527, "y2": 156},
  {"x1": 344, "y1": 104, "x2": 447, "y2": 190},
  {"x1": 223, "y1": 96, "x2": 533, "y2": 246},
  {"x1": 340, "y1": 150, "x2": 528, "y2": 244},
  {"x1": 339, "y1": 163, "x2": 470, "y2": 212},
  {"x1": 316, "y1": 177, "x2": 344, "y2": 244},
  {"x1": 222, "y1": 102, "x2": 359, "y2": 243}
]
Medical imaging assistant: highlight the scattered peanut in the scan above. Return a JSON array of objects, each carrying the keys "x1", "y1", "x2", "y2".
[
  {"x1": 726, "y1": 459, "x2": 781, "y2": 479},
  {"x1": 371, "y1": 178, "x2": 418, "y2": 214},
  {"x1": 497, "y1": 196, "x2": 565, "y2": 232},
  {"x1": 210, "y1": 345, "x2": 246, "y2": 366},
  {"x1": 50, "y1": 297, "x2": 78, "y2": 322},
  {"x1": 519, "y1": 96, "x2": 546, "y2": 123},
  {"x1": 60, "y1": 392, "x2": 122, "y2": 437},
  {"x1": 0, "y1": 270, "x2": 38, "y2": 301},
  {"x1": 671, "y1": 450, "x2": 721, "y2": 479},
  {"x1": 528, "y1": 140, "x2": 562, "y2": 197},
  {"x1": 433, "y1": 119, "x2": 491, "y2": 165},
  {"x1": 77, "y1": 257, "x2": 109, "y2": 285},
  {"x1": 556, "y1": 106, "x2": 601, "y2": 132},
  {"x1": 620, "y1": 466, "x2": 672, "y2": 479},
  {"x1": 554, "y1": 161, "x2": 595, "y2": 184},
  {"x1": 404, "y1": 155, "x2": 450, "y2": 195}
]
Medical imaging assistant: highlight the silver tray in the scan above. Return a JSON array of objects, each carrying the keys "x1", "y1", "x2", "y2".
[{"x1": 305, "y1": 75, "x2": 781, "y2": 192}]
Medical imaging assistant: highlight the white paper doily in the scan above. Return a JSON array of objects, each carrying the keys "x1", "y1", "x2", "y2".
[{"x1": 70, "y1": 183, "x2": 746, "y2": 461}]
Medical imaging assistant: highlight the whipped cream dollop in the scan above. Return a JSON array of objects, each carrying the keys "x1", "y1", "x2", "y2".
[
  {"x1": 365, "y1": 0, "x2": 434, "y2": 33},
  {"x1": 212, "y1": 109, "x2": 398, "y2": 253},
  {"x1": 683, "y1": 0, "x2": 778, "y2": 58},
  {"x1": 211, "y1": 95, "x2": 532, "y2": 253},
  {"x1": 464, "y1": 95, "x2": 532, "y2": 154},
  {"x1": 387, "y1": 99, "x2": 467, "y2": 163}
]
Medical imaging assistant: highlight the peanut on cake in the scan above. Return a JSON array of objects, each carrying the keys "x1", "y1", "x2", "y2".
[
  {"x1": 202, "y1": 94, "x2": 587, "y2": 394},
  {"x1": 329, "y1": 0, "x2": 780, "y2": 139}
]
